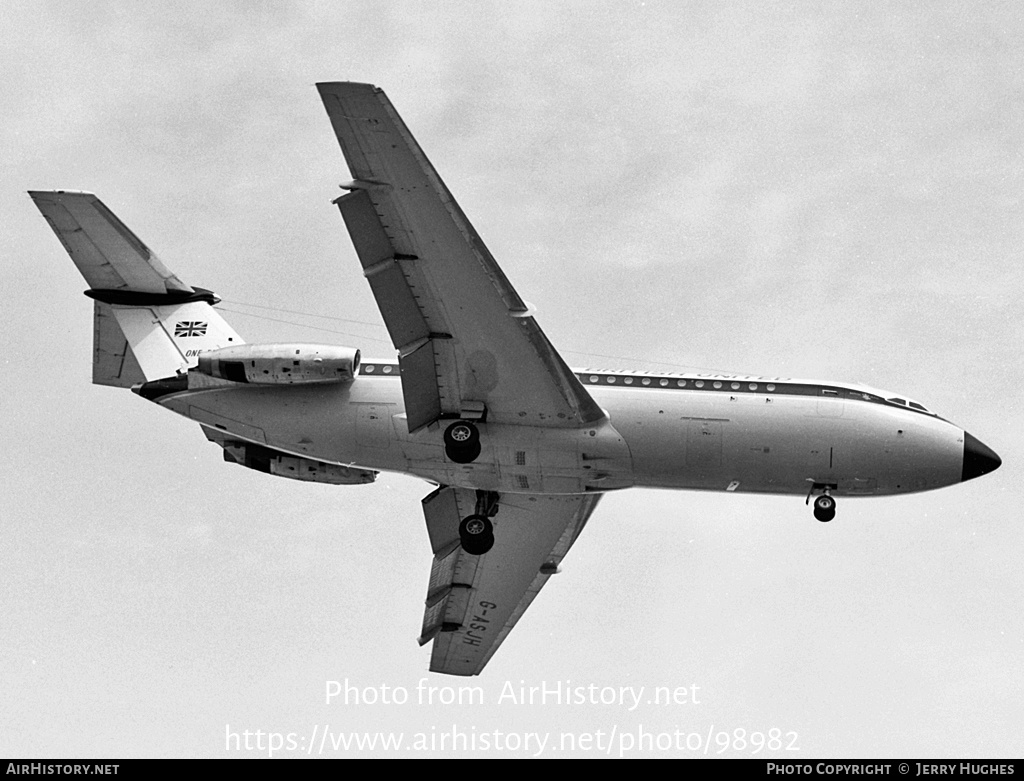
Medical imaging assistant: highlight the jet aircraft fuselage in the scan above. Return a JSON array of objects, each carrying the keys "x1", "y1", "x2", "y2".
[{"x1": 154, "y1": 359, "x2": 987, "y2": 501}]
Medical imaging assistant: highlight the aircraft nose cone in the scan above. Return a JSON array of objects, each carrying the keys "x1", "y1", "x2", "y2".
[{"x1": 962, "y1": 432, "x2": 1001, "y2": 482}]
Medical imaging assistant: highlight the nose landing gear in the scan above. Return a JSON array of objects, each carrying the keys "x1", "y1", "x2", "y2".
[
  {"x1": 806, "y1": 482, "x2": 837, "y2": 522},
  {"x1": 812, "y1": 494, "x2": 836, "y2": 523}
]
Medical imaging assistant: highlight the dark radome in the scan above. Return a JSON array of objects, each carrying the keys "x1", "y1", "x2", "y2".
[{"x1": 962, "y1": 432, "x2": 1002, "y2": 482}]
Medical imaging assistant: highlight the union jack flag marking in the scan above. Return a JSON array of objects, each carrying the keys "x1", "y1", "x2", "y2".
[{"x1": 175, "y1": 321, "x2": 208, "y2": 338}]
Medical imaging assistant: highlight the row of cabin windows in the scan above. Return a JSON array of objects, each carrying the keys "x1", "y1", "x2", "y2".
[
  {"x1": 582, "y1": 374, "x2": 780, "y2": 392},
  {"x1": 575, "y1": 373, "x2": 929, "y2": 412},
  {"x1": 360, "y1": 363, "x2": 778, "y2": 391},
  {"x1": 357, "y1": 363, "x2": 931, "y2": 414}
]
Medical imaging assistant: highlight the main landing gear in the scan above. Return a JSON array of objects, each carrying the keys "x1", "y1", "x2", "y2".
[
  {"x1": 444, "y1": 421, "x2": 481, "y2": 464},
  {"x1": 806, "y1": 482, "x2": 837, "y2": 522},
  {"x1": 442, "y1": 422, "x2": 493, "y2": 553},
  {"x1": 459, "y1": 489, "x2": 499, "y2": 556},
  {"x1": 459, "y1": 515, "x2": 494, "y2": 555}
]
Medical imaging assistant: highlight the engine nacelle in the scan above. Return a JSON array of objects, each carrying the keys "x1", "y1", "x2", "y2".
[
  {"x1": 197, "y1": 344, "x2": 360, "y2": 385},
  {"x1": 220, "y1": 441, "x2": 376, "y2": 485}
]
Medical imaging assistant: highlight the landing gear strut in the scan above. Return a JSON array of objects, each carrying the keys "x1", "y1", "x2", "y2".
[
  {"x1": 459, "y1": 489, "x2": 499, "y2": 555},
  {"x1": 444, "y1": 421, "x2": 481, "y2": 464}
]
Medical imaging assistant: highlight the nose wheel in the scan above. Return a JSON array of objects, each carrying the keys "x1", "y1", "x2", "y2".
[{"x1": 812, "y1": 494, "x2": 836, "y2": 523}]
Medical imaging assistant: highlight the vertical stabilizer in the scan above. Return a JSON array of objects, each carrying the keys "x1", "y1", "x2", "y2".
[
  {"x1": 93, "y1": 300, "x2": 146, "y2": 387},
  {"x1": 30, "y1": 190, "x2": 243, "y2": 385}
]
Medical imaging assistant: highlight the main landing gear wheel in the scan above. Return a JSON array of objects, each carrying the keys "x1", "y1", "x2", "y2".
[
  {"x1": 813, "y1": 494, "x2": 836, "y2": 523},
  {"x1": 459, "y1": 514, "x2": 494, "y2": 556},
  {"x1": 444, "y1": 421, "x2": 481, "y2": 464}
]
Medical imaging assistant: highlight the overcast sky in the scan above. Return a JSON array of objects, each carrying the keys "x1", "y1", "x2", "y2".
[{"x1": 3, "y1": 0, "x2": 1022, "y2": 758}]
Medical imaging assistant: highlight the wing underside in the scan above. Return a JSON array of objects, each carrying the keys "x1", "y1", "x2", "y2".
[
  {"x1": 317, "y1": 82, "x2": 603, "y2": 432},
  {"x1": 419, "y1": 486, "x2": 602, "y2": 676}
]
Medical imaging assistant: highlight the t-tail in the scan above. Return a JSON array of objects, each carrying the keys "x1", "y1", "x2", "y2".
[{"x1": 29, "y1": 191, "x2": 242, "y2": 387}]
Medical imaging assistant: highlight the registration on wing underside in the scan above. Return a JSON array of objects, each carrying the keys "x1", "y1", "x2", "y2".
[{"x1": 318, "y1": 82, "x2": 603, "y2": 432}]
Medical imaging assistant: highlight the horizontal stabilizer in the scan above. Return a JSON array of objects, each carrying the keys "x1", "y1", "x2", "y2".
[{"x1": 29, "y1": 190, "x2": 192, "y2": 296}]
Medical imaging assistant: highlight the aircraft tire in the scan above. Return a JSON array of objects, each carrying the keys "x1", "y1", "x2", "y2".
[
  {"x1": 461, "y1": 533, "x2": 494, "y2": 556},
  {"x1": 813, "y1": 495, "x2": 836, "y2": 522},
  {"x1": 459, "y1": 514, "x2": 494, "y2": 555},
  {"x1": 444, "y1": 421, "x2": 481, "y2": 463}
]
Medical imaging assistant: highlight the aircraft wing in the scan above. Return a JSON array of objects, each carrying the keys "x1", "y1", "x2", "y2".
[
  {"x1": 317, "y1": 82, "x2": 604, "y2": 432},
  {"x1": 418, "y1": 486, "x2": 602, "y2": 676}
]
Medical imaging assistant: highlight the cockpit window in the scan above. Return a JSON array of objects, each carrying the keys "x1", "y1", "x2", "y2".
[{"x1": 883, "y1": 396, "x2": 932, "y2": 414}]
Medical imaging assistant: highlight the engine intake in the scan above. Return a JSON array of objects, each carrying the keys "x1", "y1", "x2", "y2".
[{"x1": 197, "y1": 344, "x2": 360, "y2": 384}]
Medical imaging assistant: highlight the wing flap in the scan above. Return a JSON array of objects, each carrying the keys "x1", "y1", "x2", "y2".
[
  {"x1": 336, "y1": 188, "x2": 446, "y2": 430},
  {"x1": 418, "y1": 486, "x2": 603, "y2": 676},
  {"x1": 398, "y1": 340, "x2": 443, "y2": 431},
  {"x1": 335, "y1": 189, "x2": 428, "y2": 349},
  {"x1": 422, "y1": 481, "x2": 462, "y2": 553},
  {"x1": 334, "y1": 187, "x2": 394, "y2": 267}
]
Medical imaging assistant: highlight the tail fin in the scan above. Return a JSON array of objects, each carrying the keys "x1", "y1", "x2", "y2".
[{"x1": 29, "y1": 191, "x2": 243, "y2": 386}]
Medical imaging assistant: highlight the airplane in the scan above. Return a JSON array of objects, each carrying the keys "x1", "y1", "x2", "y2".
[{"x1": 29, "y1": 81, "x2": 1001, "y2": 677}]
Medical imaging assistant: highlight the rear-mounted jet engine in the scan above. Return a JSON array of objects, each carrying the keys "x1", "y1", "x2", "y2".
[{"x1": 197, "y1": 344, "x2": 360, "y2": 384}]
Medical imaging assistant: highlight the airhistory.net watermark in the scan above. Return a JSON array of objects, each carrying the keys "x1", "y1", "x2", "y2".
[
  {"x1": 225, "y1": 723, "x2": 799, "y2": 757},
  {"x1": 324, "y1": 677, "x2": 702, "y2": 711}
]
